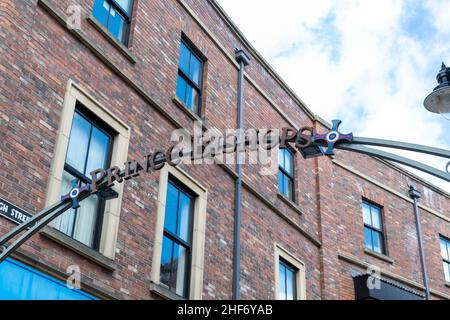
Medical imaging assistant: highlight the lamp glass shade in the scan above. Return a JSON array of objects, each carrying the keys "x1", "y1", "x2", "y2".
[{"x1": 424, "y1": 86, "x2": 450, "y2": 118}]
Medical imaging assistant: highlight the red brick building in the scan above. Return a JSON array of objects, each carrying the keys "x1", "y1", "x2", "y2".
[{"x1": 0, "y1": 0, "x2": 449, "y2": 300}]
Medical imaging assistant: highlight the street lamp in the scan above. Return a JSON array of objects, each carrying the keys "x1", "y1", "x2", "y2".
[
  {"x1": 424, "y1": 62, "x2": 450, "y2": 120},
  {"x1": 423, "y1": 62, "x2": 450, "y2": 175}
]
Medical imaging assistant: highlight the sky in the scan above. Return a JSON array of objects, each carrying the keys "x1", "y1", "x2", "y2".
[{"x1": 217, "y1": 0, "x2": 450, "y2": 191}]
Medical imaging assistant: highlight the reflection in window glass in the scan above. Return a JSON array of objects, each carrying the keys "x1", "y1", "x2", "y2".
[
  {"x1": 54, "y1": 109, "x2": 112, "y2": 249},
  {"x1": 440, "y1": 237, "x2": 450, "y2": 282},
  {"x1": 176, "y1": 40, "x2": 203, "y2": 115},
  {"x1": 279, "y1": 259, "x2": 296, "y2": 300},
  {"x1": 160, "y1": 180, "x2": 194, "y2": 297},
  {"x1": 362, "y1": 201, "x2": 385, "y2": 254},
  {"x1": 278, "y1": 148, "x2": 295, "y2": 201},
  {"x1": 115, "y1": 0, "x2": 132, "y2": 13},
  {"x1": 92, "y1": 0, "x2": 133, "y2": 45}
]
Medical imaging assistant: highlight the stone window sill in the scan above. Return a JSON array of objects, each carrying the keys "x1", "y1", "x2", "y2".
[
  {"x1": 40, "y1": 226, "x2": 116, "y2": 271},
  {"x1": 172, "y1": 96, "x2": 204, "y2": 123},
  {"x1": 277, "y1": 193, "x2": 303, "y2": 215},
  {"x1": 149, "y1": 281, "x2": 186, "y2": 300},
  {"x1": 364, "y1": 248, "x2": 394, "y2": 264},
  {"x1": 87, "y1": 14, "x2": 137, "y2": 64}
]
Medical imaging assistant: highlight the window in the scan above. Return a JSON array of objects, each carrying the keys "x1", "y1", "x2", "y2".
[
  {"x1": 440, "y1": 237, "x2": 450, "y2": 282},
  {"x1": 160, "y1": 180, "x2": 194, "y2": 297},
  {"x1": 46, "y1": 80, "x2": 130, "y2": 260},
  {"x1": 278, "y1": 259, "x2": 297, "y2": 300},
  {"x1": 151, "y1": 165, "x2": 207, "y2": 300},
  {"x1": 176, "y1": 40, "x2": 204, "y2": 115},
  {"x1": 92, "y1": 0, "x2": 133, "y2": 45},
  {"x1": 362, "y1": 201, "x2": 386, "y2": 254},
  {"x1": 278, "y1": 148, "x2": 295, "y2": 201},
  {"x1": 53, "y1": 107, "x2": 112, "y2": 249},
  {"x1": 274, "y1": 244, "x2": 306, "y2": 300}
]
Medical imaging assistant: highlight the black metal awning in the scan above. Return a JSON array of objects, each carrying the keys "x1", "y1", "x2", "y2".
[{"x1": 353, "y1": 274, "x2": 424, "y2": 300}]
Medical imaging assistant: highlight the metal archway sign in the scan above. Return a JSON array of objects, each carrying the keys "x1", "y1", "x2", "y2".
[{"x1": 0, "y1": 120, "x2": 449, "y2": 264}]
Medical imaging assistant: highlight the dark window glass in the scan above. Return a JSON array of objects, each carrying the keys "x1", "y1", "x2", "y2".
[
  {"x1": 176, "y1": 40, "x2": 204, "y2": 115},
  {"x1": 362, "y1": 201, "x2": 386, "y2": 254},
  {"x1": 278, "y1": 148, "x2": 295, "y2": 201},
  {"x1": 92, "y1": 0, "x2": 133, "y2": 45},
  {"x1": 279, "y1": 259, "x2": 297, "y2": 300},
  {"x1": 440, "y1": 237, "x2": 450, "y2": 282},
  {"x1": 54, "y1": 107, "x2": 112, "y2": 249},
  {"x1": 160, "y1": 180, "x2": 194, "y2": 297}
]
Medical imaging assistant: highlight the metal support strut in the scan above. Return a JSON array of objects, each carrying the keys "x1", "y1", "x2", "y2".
[{"x1": 0, "y1": 198, "x2": 75, "y2": 265}]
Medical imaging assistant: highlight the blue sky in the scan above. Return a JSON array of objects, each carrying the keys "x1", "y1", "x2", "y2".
[{"x1": 218, "y1": 0, "x2": 450, "y2": 191}]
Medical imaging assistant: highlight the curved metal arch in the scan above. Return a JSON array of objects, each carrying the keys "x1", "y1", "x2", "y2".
[
  {"x1": 351, "y1": 137, "x2": 450, "y2": 158},
  {"x1": 336, "y1": 143, "x2": 450, "y2": 182}
]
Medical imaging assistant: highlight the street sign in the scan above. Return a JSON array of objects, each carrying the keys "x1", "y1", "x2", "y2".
[{"x1": 0, "y1": 198, "x2": 33, "y2": 225}]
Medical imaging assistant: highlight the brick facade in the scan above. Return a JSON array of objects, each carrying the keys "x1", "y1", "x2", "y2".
[{"x1": 0, "y1": 0, "x2": 448, "y2": 300}]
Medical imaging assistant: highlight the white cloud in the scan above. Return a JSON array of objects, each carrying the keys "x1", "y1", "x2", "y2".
[{"x1": 218, "y1": 0, "x2": 450, "y2": 191}]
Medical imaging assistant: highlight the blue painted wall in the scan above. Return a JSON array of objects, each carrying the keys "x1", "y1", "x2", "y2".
[{"x1": 0, "y1": 259, "x2": 97, "y2": 300}]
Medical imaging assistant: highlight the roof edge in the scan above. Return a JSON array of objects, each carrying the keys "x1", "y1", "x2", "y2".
[{"x1": 207, "y1": 0, "x2": 317, "y2": 121}]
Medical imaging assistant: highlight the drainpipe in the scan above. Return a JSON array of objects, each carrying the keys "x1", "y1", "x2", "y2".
[
  {"x1": 408, "y1": 184, "x2": 430, "y2": 300},
  {"x1": 232, "y1": 48, "x2": 250, "y2": 300}
]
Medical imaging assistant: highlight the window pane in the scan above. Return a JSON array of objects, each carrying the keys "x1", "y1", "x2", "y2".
[
  {"x1": 370, "y1": 206, "x2": 382, "y2": 230},
  {"x1": 164, "y1": 183, "x2": 179, "y2": 235},
  {"x1": 371, "y1": 230, "x2": 382, "y2": 253},
  {"x1": 441, "y1": 239, "x2": 449, "y2": 261},
  {"x1": 362, "y1": 203, "x2": 372, "y2": 225},
  {"x1": 172, "y1": 243, "x2": 188, "y2": 296},
  {"x1": 160, "y1": 236, "x2": 173, "y2": 287},
  {"x1": 53, "y1": 171, "x2": 76, "y2": 237},
  {"x1": 108, "y1": 7, "x2": 125, "y2": 42},
  {"x1": 285, "y1": 267, "x2": 295, "y2": 300},
  {"x1": 72, "y1": 194, "x2": 99, "y2": 247},
  {"x1": 185, "y1": 84, "x2": 199, "y2": 112},
  {"x1": 92, "y1": 0, "x2": 110, "y2": 26},
  {"x1": 278, "y1": 148, "x2": 284, "y2": 167},
  {"x1": 66, "y1": 112, "x2": 91, "y2": 173},
  {"x1": 364, "y1": 227, "x2": 373, "y2": 250},
  {"x1": 189, "y1": 55, "x2": 201, "y2": 85},
  {"x1": 285, "y1": 176, "x2": 293, "y2": 200},
  {"x1": 284, "y1": 150, "x2": 292, "y2": 175},
  {"x1": 278, "y1": 171, "x2": 284, "y2": 195},
  {"x1": 444, "y1": 262, "x2": 450, "y2": 282},
  {"x1": 85, "y1": 126, "x2": 110, "y2": 175},
  {"x1": 278, "y1": 263, "x2": 286, "y2": 300},
  {"x1": 179, "y1": 42, "x2": 190, "y2": 75},
  {"x1": 177, "y1": 192, "x2": 191, "y2": 242},
  {"x1": 176, "y1": 75, "x2": 187, "y2": 103},
  {"x1": 115, "y1": 0, "x2": 132, "y2": 14}
]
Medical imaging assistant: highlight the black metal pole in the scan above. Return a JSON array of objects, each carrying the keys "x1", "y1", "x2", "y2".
[
  {"x1": 232, "y1": 49, "x2": 250, "y2": 300},
  {"x1": 408, "y1": 185, "x2": 430, "y2": 300},
  {"x1": 0, "y1": 200, "x2": 73, "y2": 264}
]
